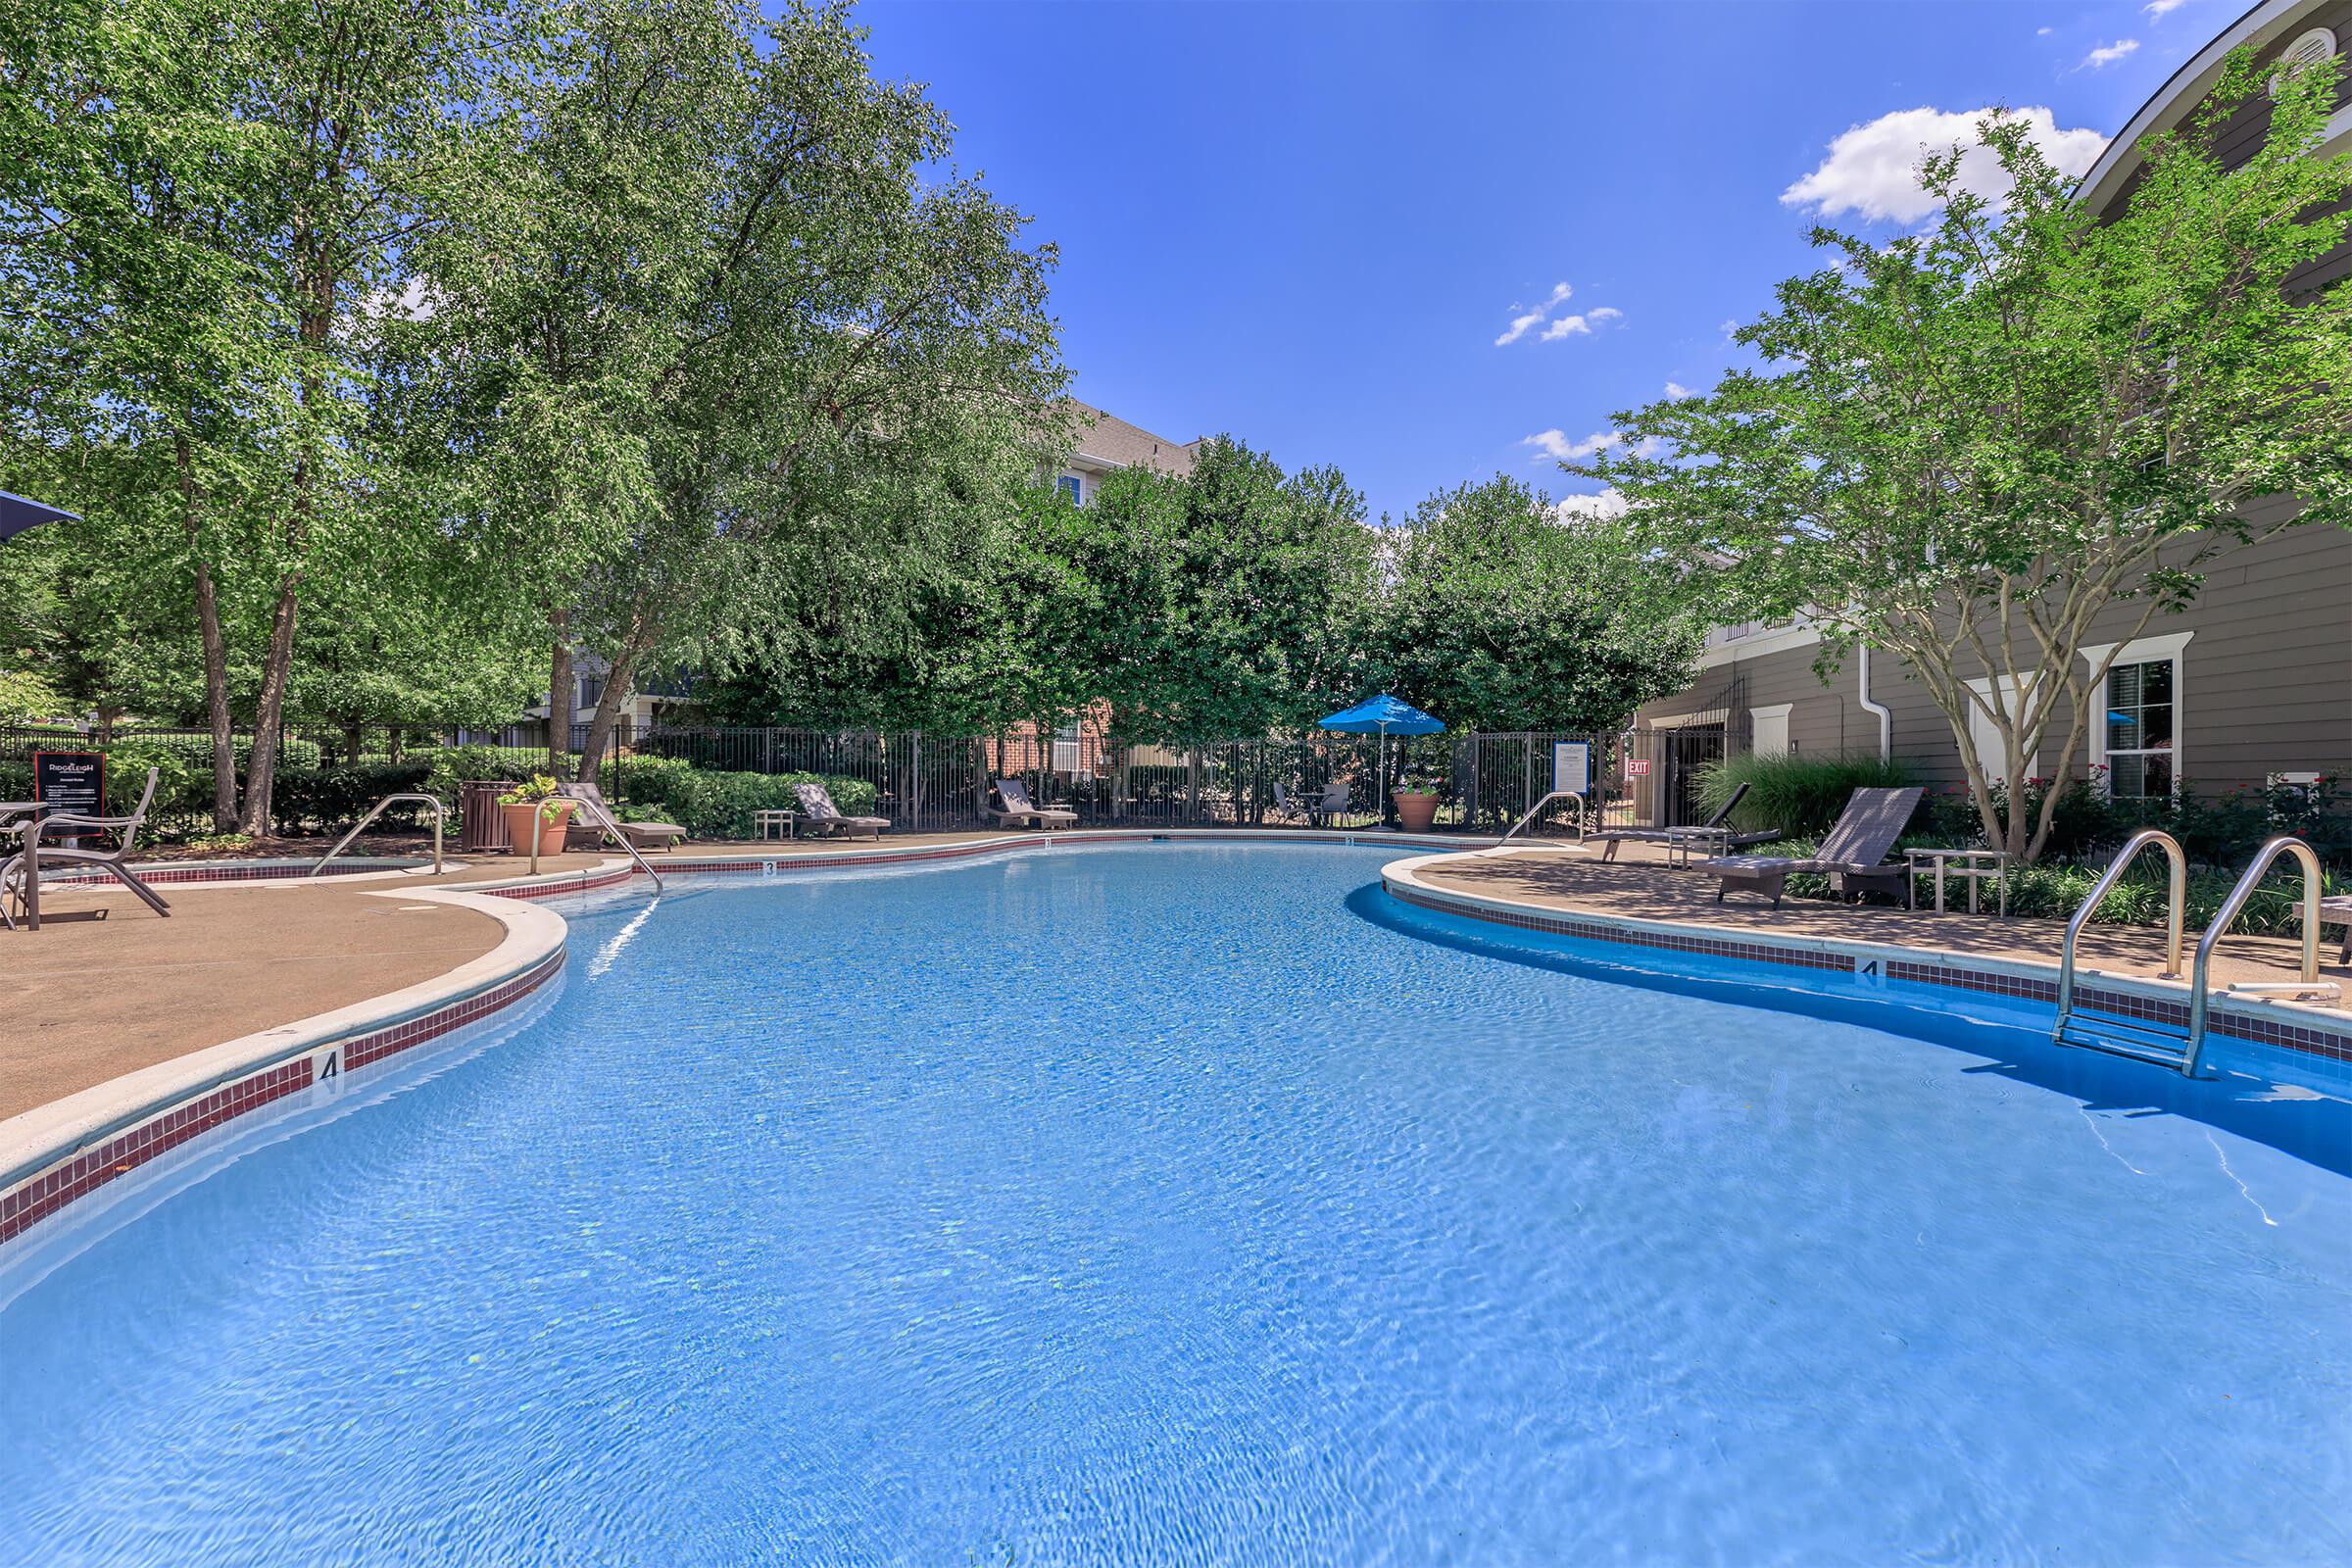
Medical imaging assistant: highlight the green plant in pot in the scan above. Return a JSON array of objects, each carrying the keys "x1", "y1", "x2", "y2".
[
  {"x1": 497, "y1": 774, "x2": 576, "y2": 856},
  {"x1": 1392, "y1": 770, "x2": 1443, "y2": 833}
]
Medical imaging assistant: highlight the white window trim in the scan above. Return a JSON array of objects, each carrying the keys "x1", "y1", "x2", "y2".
[
  {"x1": 1644, "y1": 711, "x2": 1715, "y2": 731},
  {"x1": 1961, "y1": 675, "x2": 2040, "y2": 785},
  {"x1": 2080, "y1": 630, "x2": 2193, "y2": 795},
  {"x1": 1748, "y1": 703, "x2": 1793, "y2": 757}
]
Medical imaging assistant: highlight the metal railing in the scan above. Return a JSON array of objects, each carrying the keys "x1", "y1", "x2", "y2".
[
  {"x1": 2052, "y1": 829, "x2": 2187, "y2": 1069},
  {"x1": 309, "y1": 794, "x2": 445, "y2": 879},
  {"x1": 553, "y1": 787, "x2": 664, "y2": 892},
  {"x1": 2184, "y1": 834, "x2": 2337, "y2": 1073},
  {"x1": 1498, "y1": 791, "x2": 1588, "y2": 846}
]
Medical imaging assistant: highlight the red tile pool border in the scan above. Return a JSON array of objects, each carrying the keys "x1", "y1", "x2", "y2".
[
  {"x1": 0, "y1": 946, "x2": 564, "y2": 1248},
  {"x1": 1383, "y1": 878, "x2": 2352, "y2": 1066}
]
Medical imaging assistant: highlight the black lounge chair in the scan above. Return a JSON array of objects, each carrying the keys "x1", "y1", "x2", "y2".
[
  {"x1": 1585, "y1": 780, "x2": 1779, "y2": 862},
  {"x1": 792, "y1": 781, "x2": 890, "y2": 840},
  {"x1": 987, "y1": 778, "x2": 1076, "y2": 830},
  {"x1": 2, "y1": 766, "x2": 172, "y2": 930},
  {"x1": 559, "y1": 781, "x2": 686, "y2": 852},
  {"x1": 1700, "y1": 786, "x2": 1925, "y2": 907}
]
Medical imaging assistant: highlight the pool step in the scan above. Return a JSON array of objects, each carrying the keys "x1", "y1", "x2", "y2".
[{"x1": 2053, "y1": 1008, "x2": 2199, "y2": 1074}]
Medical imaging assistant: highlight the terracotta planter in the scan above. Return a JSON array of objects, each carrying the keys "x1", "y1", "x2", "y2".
[
  {"x1": 502, "y1": 800, "x2": 576, "y2": 856},
  {"x1": 1392, "y1": 790, "x2": 1441, "y2": 832}
]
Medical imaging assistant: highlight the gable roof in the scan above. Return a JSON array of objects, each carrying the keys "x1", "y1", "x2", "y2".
[{"x1": 1061, "y1": 400, "x2": 1202, "y2": 476}]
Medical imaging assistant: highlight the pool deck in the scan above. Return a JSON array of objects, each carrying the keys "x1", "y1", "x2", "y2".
[
  {"x1": 1403, "y1": 842, "x2": 2351, "y2": 1012},
  {"x1": 8, "y1": 828, "x2": 2349, "y2": 1128}
]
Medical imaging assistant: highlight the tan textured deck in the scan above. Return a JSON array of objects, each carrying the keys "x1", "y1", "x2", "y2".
[{"x1": 1412, "y1": 844, "x2": 2350, "y2": 1002}]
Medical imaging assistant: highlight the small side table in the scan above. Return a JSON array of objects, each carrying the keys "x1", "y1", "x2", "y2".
[
  {"x1": 1906, "y1": 847, "x2": 2013, "y2": 916},
  {"x1": 753, "y1": 809, "x2": 795, "y2": 841}
]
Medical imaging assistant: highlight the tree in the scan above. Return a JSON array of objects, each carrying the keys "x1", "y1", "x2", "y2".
[
  {"x1": 1376, "y1": 475, "x2": 1706, "y2": 732},
  {"x1": 1, "y1": 0, "x2": 520, "y2": 829},
  {"x1": 1057, "y1": 438, "x2": 1375, "y2": 748},
  {"x1": 1577, "y1": 56, "x2": 2352, "y2": 860}
]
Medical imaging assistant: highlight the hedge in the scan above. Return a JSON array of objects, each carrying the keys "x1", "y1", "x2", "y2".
[{"x1": 609, "y1": 754, "x2": 877, "y2": 839}]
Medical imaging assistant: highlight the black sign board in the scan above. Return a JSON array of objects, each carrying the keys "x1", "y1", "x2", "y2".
[{"x1": 33, "y1": 750, "x2": 105, "y2": 846}]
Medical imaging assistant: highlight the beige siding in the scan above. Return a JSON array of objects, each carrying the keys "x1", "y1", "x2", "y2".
[{"x1": 1635, "y1": 521, "x2": 2352, "y2": 794}]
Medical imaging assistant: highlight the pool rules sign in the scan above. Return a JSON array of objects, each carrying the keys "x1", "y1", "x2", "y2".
[{"x1": 33, "y1": 750, "x2": 103, "y2": 847}]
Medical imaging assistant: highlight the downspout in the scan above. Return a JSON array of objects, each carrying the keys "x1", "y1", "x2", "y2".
[{"x1": 1857, "y1": 645, "x2": 1891, "y2": 762}]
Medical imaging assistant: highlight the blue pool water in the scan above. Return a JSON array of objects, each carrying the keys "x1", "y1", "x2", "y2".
[{"x1": 2, "y1": 845, "x2": 2347, "y2": 1565}]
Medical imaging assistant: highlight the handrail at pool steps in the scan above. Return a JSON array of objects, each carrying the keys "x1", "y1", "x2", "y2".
[
  {"x1": 552, "y1": 785, "x2": 664, "y2": 892},
  {"x1": 1498, "y1": 790, "x2": 1587, "y2": 845},
  {"x1": 2185, "y1": 835, "x2": 2338, "y2": 1073},
  {"x1": 2052, "y1": 828, "x2": 2194, "y2": 1073},
  {"x1": 309, "y1": 793, "x2": 444, "y2": 878}
]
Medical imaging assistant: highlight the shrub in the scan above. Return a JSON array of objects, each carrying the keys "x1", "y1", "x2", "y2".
[
  {"x1": 610, "y1": 754, "x2": 877, "y2": 839},
  {"x1": 1693, "y1": 751, "x2": 1921, "y2": 838},
  {"x1": 270, "y1": 762, "x2": 436, "y2": 834}
]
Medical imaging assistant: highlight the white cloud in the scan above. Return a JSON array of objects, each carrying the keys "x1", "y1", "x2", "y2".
[
  {"x1": 1781, "y1": 105, "x2": 2110, "y2": 222},
  {"x1": 1664, "y1": 381, "x2": 1690, "y2": 399},
  {"x1": 1495, "y1": 281, "x2": 1572, "y2": 345},
  {"x1": 1539, "y1": 315, "x2": 1591, "y2": 340},
  {"x1": 2036, "y1": 24, "x2": 2053, "y2": 35},
  {"x1": 2081, "y1": 37, "x2": 2139, "y2": 68},
  {"x1": 1523, "y1": 428, "x2": 1621, "y2": 462},
  {"x1": 1553, "y1": 489, "x2": 1630, "y2": 524},
  {"x1": 2143, "y1": 0, "x2": 2185, "y2": 18},
  {"x1": 1587, "y1": 306, "x2": 1624, "y2": 325}
]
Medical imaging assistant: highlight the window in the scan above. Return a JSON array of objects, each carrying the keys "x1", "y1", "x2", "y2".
[
  {"x1": 577, "y1": 673, "x2": 604, "y2": 711},
  {"x1": 2103, "y1": 660, "x2": 2176, "y2": 799},
  {"x1": 1057, "y1": 473, "x2": 1083, "y2": 506},
  {"x1": 1052, "y1": 718, "x2": 1083, "y2": 773},
  {"x1": 2082, "y1": 631, "x2": 2190, "y2": 799}
]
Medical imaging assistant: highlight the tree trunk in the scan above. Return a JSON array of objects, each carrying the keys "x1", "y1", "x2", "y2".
[
  {"x1": 548, "y1": 615, "x2": 572, "y2": 774},
  {"x1": 177, "y1": 431, "x2": 238, "y2": 831},
  {"x1": 340, "y1": 720, "x2": 364, "y2": 764},
  {"x1": 572, "y1": 631, "x2": 644, "y2": 785},
  {"x1": 239, "y1": 576, "x2": 301, "y2": 836}
]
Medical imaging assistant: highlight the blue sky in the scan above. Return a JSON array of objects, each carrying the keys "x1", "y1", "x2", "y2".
[{"x1": 853, "y1": 0, "x2": 2222, "y2": 521}]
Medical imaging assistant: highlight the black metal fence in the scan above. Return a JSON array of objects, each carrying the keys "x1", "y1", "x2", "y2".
[{"x1": 0, "y1": 719, "x2": 1655, "y2": 838}]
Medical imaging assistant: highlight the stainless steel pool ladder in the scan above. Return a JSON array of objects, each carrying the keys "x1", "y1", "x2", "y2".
[
  {"x1": 2054, "y1": 830, "x2": 2339, "y2": 1077},
  {"x1": 1498, "y1": 790, "x2": 1588, "y2": 846},
  {"x1": 2052, "y1": 829, "x2": 2192, "y2": 1072},
  {"x1": 309, "y1": 793, "x2": 445, "y2": 879}
]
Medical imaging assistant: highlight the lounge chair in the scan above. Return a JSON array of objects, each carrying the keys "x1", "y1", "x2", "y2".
[
  {"x1": 2, "y1": 766, "x2": 172, "y2": 930},
  {"x1": 988, "y1": 778, "x2": 1076, "y2": 830},
  {"x1": 1699, "y1": 786, "x2": 1925, "y2": 907},
  {"x1": 1586, "y1": 781, "x2": 1782, "y2": 863},
  {"x1": 558, "y1": 781, "x2": 686, "y2": 852},
  {"x1": 792, "y1": 780, "x2": 890, "y2": 841}
]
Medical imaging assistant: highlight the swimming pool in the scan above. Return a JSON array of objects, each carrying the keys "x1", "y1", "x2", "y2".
[{"x1": 2, "y1": 844, "x2": 2346, "y2": 1564}]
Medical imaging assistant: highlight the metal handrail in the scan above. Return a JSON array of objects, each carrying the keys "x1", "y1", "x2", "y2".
[
  {"x1": 309, "y1": 793, "x2": 445, "y2": 878},
  {"x1": 555, "y1": 786, "x2": 665, "y2": 892},
  {"x1": 2055, "y1": 828, "x2": 2186, "y2": 1028},
  {"x1": 2184, "y1": 834, "x2": 2328, "y2": 1073},
  {"x1": 1498, "y1": 790, "x2": 1588, "y2": 846}
]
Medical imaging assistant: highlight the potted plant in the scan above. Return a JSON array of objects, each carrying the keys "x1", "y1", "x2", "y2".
[
  {"x1": 1392, "y1": 771, "x2": 1443, "y2": 832},
  {"x1": 499, "y1": 775, "x2": 576, "y2": 856}
]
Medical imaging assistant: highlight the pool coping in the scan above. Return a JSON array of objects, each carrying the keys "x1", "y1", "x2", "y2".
[
  {"x1": 1381, "y1": 849, "x2": 2352, "y2": 1066},
  {"x1": 0, "y1": 888, "x2": 566, "y2": 1245}
]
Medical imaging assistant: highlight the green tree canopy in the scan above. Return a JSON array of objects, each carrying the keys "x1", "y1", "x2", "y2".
[
  {"x1": 1376, "y1": 475, "x2": 1706, "y2": 732},
  {"x1": 1578, "y1": 55, "x2": 2352, "y2": 859}
]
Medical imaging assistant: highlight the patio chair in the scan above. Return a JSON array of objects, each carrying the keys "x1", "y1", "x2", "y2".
[
  {"x1": 988, "y1": 778, "x2": 1077, "y2": 831},
  {"x1": 792, "y1": 781, "x2": 890, "y2": 841},
  {"x1": 558, "y1": 782, "x2": 686, "y2": 853},
  {"x1": 1586, "y1": 781, "x2": 1782, "y2": 863},
  {"x1": 1698, "y1": 786, "x2": 1925, "y2": 908},
  {"x1": 2, "y1": 766, "x2": 172, "y2": 930}
]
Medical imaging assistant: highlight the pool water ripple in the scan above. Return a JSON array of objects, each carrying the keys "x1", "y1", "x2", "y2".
[{"x1": 0, "y1": 845, "x2": 2345, "y2": 1566}]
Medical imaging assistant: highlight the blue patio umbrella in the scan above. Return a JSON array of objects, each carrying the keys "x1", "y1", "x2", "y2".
[
  {"x1": 1319, "y1": 696, "x2": 1445, "y2": 817},
  {"x1": 0, "y1": 491, "x2": 79, "y2": 541}
]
